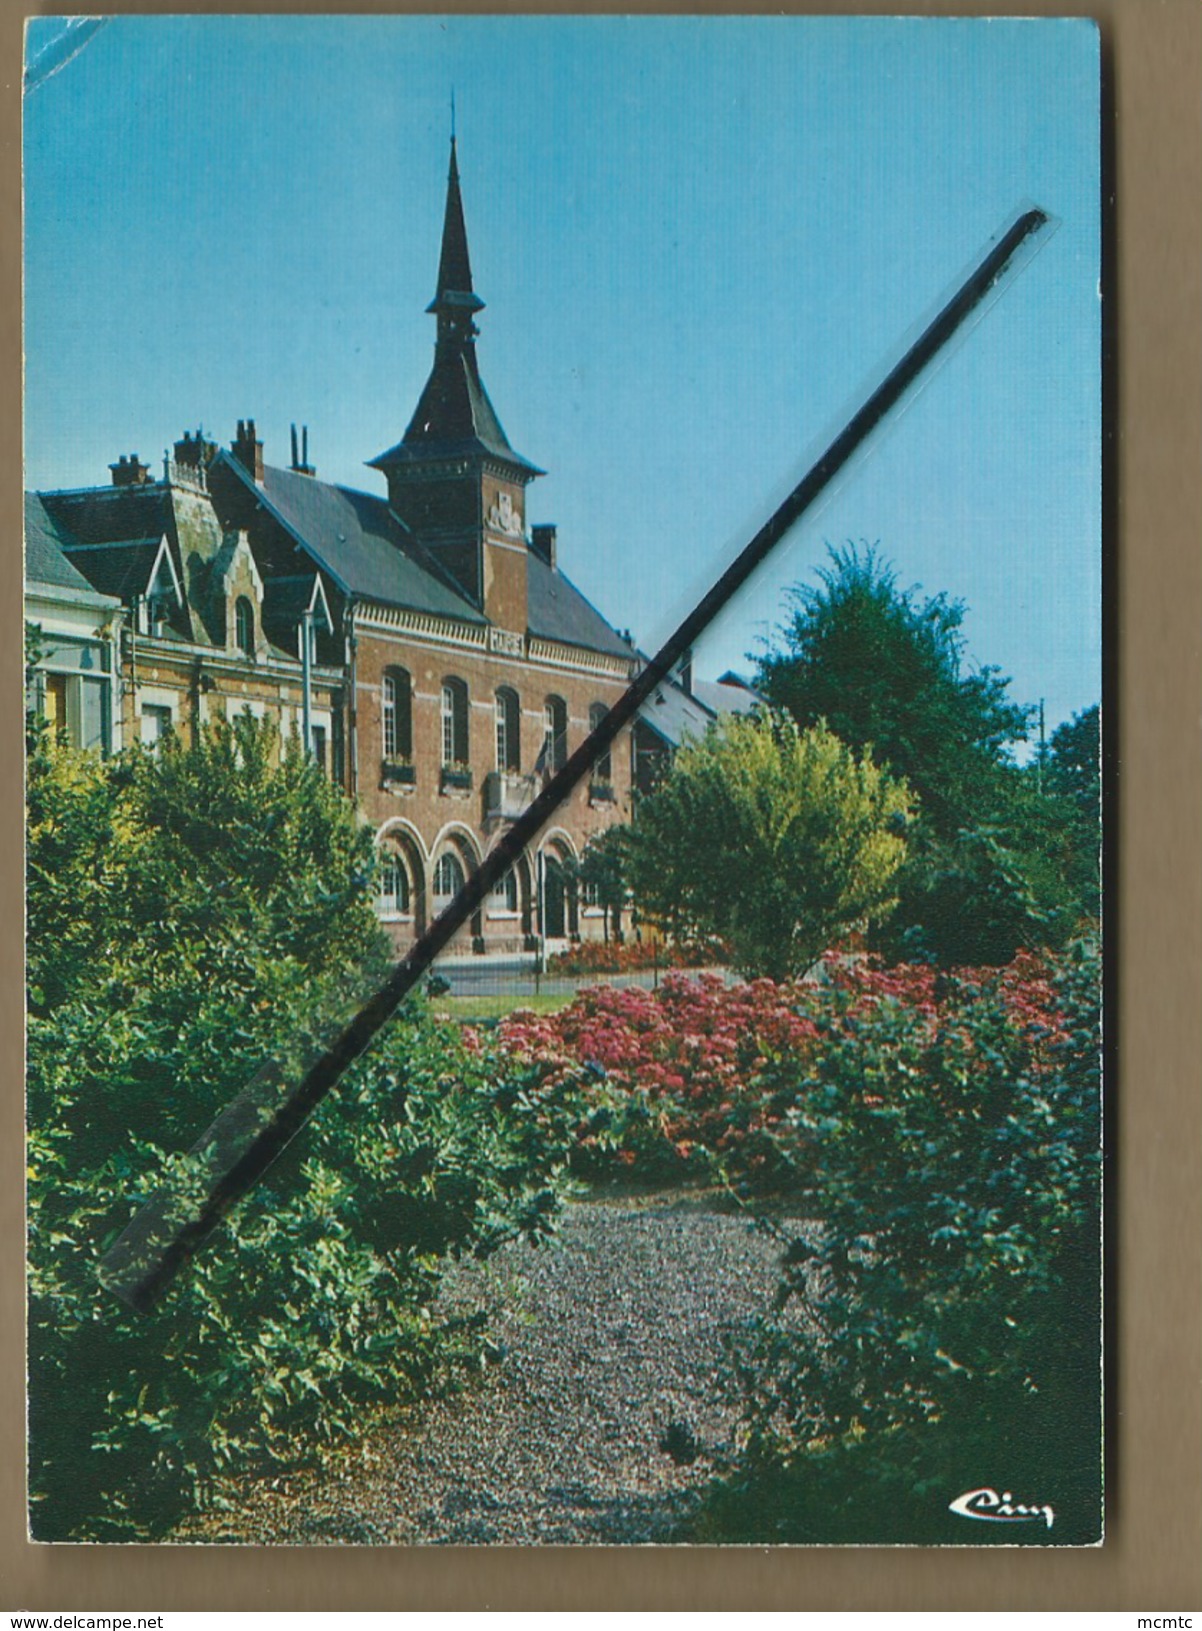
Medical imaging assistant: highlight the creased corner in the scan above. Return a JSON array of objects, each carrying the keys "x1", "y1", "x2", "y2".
[{"x1": 24, "y1": 16, "x2": 108, "y2": 97}]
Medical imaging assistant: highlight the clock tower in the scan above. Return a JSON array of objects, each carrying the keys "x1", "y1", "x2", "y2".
[{"x1": 370, "y1": 138, "x2": 542, "y2": 634}]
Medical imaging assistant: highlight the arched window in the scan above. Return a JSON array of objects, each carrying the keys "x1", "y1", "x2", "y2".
[
  {"x1": 589, "y1": 702, "x2": 612, "y2": 782},
  {"x1": 383, "y1": 668, "x2": 412, "y2": 760},
  {"x1": 441, "y1": 677, "x2": 469, "y2": 766},
  {"x1": 433, "y1": 850, "x2": 466, "y2": 908},
  {"x1": 492, "y1": 867, "x2": 519, "y2": 912},
  {"x1": 377, "y1": 852, "x2": 410, "y2": 914},
  {"x1": 495, "y1": 686, "x2": 520, "y2": 772},
  {"x1": 543, "y1": 695, "x2": 568, "y2": 773},
  {"x1": 235, "y1": 596, "x2": 254, "y2": 657}
]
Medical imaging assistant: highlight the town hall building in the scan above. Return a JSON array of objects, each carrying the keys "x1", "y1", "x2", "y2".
[{"x1": 28, "y1": 140, "x2": 758, "y2": 957}]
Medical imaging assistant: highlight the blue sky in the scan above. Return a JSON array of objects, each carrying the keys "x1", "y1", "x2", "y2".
[{"x1": 24, "y1": 15, "x2": 1100, "y2": 745}]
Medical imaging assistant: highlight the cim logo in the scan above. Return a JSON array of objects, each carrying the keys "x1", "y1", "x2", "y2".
[{"x1": 949, "y1": 1486, "x2": 1055, "y2": 1530}]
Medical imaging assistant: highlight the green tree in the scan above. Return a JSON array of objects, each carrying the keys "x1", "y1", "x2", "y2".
[
  {"x1": 1044, "y1": 704, "x2": 1101, "y2": 822},
  {"x1": 26, "y1": 718, "x2": 582, "y2": 1538},
  {"x1": 756, "y1": 545, "x2": 1030, "y2": 838},
  {"x1": 627, "y1": 710, "x2": 912, "y2": 979},
  {"x1": 756, "y1": 546, "x2": 1098, "y2": 964},
  {"x1": 579, "y1": 824, "x2": 633, "y2": 942}
]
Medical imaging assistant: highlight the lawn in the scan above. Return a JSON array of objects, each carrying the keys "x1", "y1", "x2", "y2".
[{"x1": 429, "y1": 990, "x2": 576, "y2": 1023}]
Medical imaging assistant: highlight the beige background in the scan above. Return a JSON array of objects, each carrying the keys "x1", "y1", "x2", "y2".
[{"x1": 4, "y1": 0, "x2": 1199, "y2": 1610}]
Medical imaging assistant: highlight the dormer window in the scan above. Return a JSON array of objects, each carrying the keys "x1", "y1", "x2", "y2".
[{"x1": 235, "y1": 596, "x2": 255, "y2": 657}]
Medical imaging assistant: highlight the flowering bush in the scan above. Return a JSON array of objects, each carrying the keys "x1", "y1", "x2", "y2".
[
  {"x1": 710, "y1": 940, "x2": 1101, "y2": 1542},
  {"x1": 545, "y1": 936, "x2": 728, "y2": 977},
  {"x1": 498, "y1": 951, "x2": 1071, "y2": 1185},
  {"x1": 499, "y1": 942, "x2": 1102, "y2": 1541}
]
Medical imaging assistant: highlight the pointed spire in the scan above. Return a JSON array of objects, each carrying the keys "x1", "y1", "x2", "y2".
[
  {"x1": 428, "y1": 136, "x2": 484, "y2": 317},
  {"x1": 369, "y1": 137, "x2": 542, "y2": 482}
]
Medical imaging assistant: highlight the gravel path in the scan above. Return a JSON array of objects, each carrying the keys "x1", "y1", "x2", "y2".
[{"x1": 190, "y1": 1194, "x2": 789, "y2": 1545}]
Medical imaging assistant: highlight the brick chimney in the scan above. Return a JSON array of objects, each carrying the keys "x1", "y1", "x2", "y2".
[
  {"x1": 173, "y1": 428, "x2": 214, "y2": 471},
  {"x1": 109, "y1": 453, "x2": 152, "y2": 488},
  {"x1": 231, "y1": 419, "x2": 264, "y2": 482},
  {"x1": 530, "y1": 523, "x2": 557, "y2": 569}
]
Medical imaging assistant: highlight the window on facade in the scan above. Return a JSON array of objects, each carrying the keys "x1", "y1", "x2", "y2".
[
  {"x1": 141, "y1": 703, "x2": 172, "y2": 748},
  {"x1": 543, "y1": 695, "x2": 568, "y2": 772},
  {"x1": 589, "y1": 702, "x2": 612, "y2": 781},
  {"x1": 43, "y1": 673, "x2": 69, "y2": 743},
  {"x1": 441, "y1": 678, "x2": 469, "y2": 766},
  {"x1": 383, "y1": 668, "x2": 412, "y2": 760},
  {"x1": 495, "y1": 686, "x2": 520, "y2": 773},
  {"x1": 492, "y1": 868, "x2": 519, "y2": 912},
  {"x1": 311, "y1": 724, "x2": 328, "y2": 775},
  {"x1": 235, "y1": 596, "x2": 255, "y2": 657},
  {"x1": 377, "y1": 853, "x2": 410, "y2": 915},
  {"x1": 433, "y1": 850, "x2": 466, "y2": 908}
]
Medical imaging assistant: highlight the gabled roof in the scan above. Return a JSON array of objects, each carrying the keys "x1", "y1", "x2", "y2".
[
  {"x1": 227, "y1": 457, "x2": 628, "y2": 659},
  {"x1": 636, "y1": 670, "x2": 764, "y2": 750},
  {"x1": 23, "y1": 493, "x2": 104, "y2": 595},
  {"x1": 262, "y1": 572, "x2": 334, "y2": 634},
  {"x1": 226, "y1": 455, "x2": 486, "y2": 623},
  {"x1": 635, "y1": 673, "x2": 716, "y2": 750}
]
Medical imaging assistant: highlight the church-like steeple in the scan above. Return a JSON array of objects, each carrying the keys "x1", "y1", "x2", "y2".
[
  {"x1": 370, "y1": 138, "x2": 540, "y2": 478},
  {"x1": 369, "y1": 139, "x2": 541, "y2": 628},
  {"x1": 428, "y1": 137, "x2": 483, "y2": 326}
]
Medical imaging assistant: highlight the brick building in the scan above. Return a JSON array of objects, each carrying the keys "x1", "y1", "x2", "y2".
[{"x1": 27, "y1": 140, "x2": 649, "y2": 957}]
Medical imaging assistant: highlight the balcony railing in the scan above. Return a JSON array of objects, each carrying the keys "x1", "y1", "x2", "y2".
[{"x1": 484, "y1": 769, "x2": 533, "y2": 823}]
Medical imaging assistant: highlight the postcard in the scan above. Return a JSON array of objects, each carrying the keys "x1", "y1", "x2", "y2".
[{"x1": 23, "y1": 14, "x2": 1101, "y2": 1546}]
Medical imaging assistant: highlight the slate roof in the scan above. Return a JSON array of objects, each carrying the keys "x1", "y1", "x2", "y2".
[
  {"x1": 429, "y1": 138, "x2": 481, "y2": 317},
  {"x1": 23, "y1": 494, "x2": 102, "y2": 595},
  {"x1": 636, "y1": 676, "x2": 716, "y2": 750},
  {"x1": 371, "y1": 350, "x2": 542, "y2": 475},
  {"x1": 237, "y1": 458, "x2": 485, "y2": 623},
  {"x1": 233, "y1": 456, "x2": 630, "y2": 659},
  {"x1": 31, "y1": 453, "x2": 633, "y2": 662},
  {"x1": 369, "y1": 139, "x2": 540, "y2": 478},
  {"x1": 262, "y1": 573, "x2": 325, "y2": 625},
  {"x1": 693, "y1": 676, "x2": 762, "y2": 717},
  {"x1": 38, "y1": 484, "x2": 170, "y2": 549},
  {"x1": 527, "y1": 553, "x2": 634, "y2": 661},
  {"x1": 58, "y1": 539, "x2": 165, "y2": 601}
]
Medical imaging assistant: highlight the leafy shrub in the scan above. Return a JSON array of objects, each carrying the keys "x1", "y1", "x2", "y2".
[
  {"x1": 625, "y1": 711, "x2": 912, "y2": 978},
  {"x1": 26, "y1": 725, "x2": 584, "y2": 1538},
  {"x1": 710, "y1": 939, "x2": 1102, "y2": 1542},
  {"x1": 498, "y1": 947, "x2": 1101, "y2": 1541}
]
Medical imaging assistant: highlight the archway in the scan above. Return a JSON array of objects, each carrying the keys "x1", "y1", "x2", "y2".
[
  {"x1": 539, "y1": 833, "x2": 580, "y2": 944},
  {"x1": 375, "y1": 820, "x2": 428, "y2": 939},
  {"x1": 432, "y1": 823, "x2": 485, "y2": 951}
]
